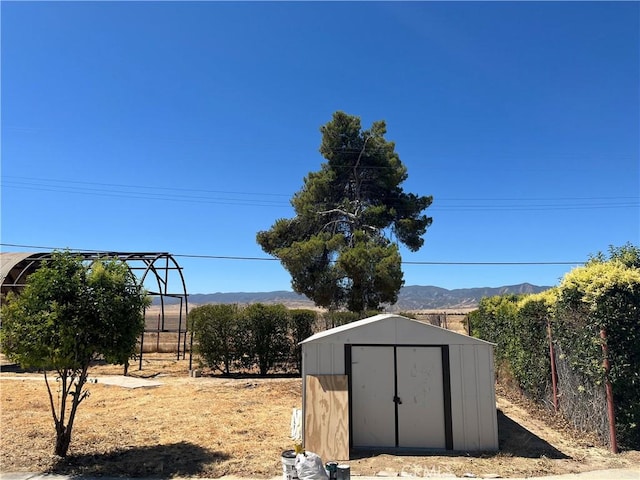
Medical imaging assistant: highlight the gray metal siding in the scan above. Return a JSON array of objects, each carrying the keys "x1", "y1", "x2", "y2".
[{"x1": 301, "y1": 315, "x2": 499, "y2": 451}]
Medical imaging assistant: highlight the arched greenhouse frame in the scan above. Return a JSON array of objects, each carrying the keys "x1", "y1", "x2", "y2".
[{"x1": 0, "y1": 251, "x2": 191, "y2": 370}]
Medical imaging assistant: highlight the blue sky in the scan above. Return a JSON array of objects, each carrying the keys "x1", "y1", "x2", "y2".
[{"x1": 2, "y1": 1, "x2": 638, "y2": 295}]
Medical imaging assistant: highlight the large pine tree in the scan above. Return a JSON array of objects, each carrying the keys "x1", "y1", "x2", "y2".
[{"x1": 257, "y1": 111, "x2": 433, "y2": 312}]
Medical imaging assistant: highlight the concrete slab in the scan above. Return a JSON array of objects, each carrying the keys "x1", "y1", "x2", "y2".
[
  {"x1": 92, "y1": 375, "x2": 162, "y2": 388},
  {"x1": 504, "y1": 470, "x2": 640, "y2": 480}
]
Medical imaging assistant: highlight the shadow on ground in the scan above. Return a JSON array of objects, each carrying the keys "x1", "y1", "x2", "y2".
[
  {"x1": 497, "y1": 409, "x2": 570, "y2": 459},
  {"x1": 49, "y1": 442, "x2": 229, "y2": 477},
  {"x1": 351, "y1": 409, "x2": 570, "y2": 461},
  {"x1": 0, "y1": 362, "x2": 35, "y2": 374},
  {"x1": 203, "y1": 372, "x2": 300, "y2": 379}
]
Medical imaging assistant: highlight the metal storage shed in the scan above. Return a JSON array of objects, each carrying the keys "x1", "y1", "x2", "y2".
[{"x1": 300, "y1": 313, "x2": 498, "y2": 459}]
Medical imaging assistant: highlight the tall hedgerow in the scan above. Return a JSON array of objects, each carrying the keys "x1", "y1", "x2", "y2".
[
  {"x1": 469, "y1": 244, "x2": 640, "y2": 449},
  {"x1": 289, "y1": 309, "x2": 317, "y2": 373},
  {"x1": 555, "y1": 259, "x2": 640, "y2": 448},
  {"x1": 512, "y1": 292, "x2": 556, "y2": 401}
]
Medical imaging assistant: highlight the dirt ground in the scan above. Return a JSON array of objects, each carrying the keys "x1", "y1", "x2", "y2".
[{"x1": 1, "y1": 355, "x2": 639, "y2": 479}]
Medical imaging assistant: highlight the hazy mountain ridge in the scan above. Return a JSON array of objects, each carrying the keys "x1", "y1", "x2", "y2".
[
  {"x1": 393, "y1": 283, "x2": 549, "y2": 310},
  {"x1": 158, "y1": 283, "x2": 550, "y2": 310}
]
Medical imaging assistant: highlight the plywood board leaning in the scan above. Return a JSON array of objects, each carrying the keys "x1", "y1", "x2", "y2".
[{"x1": 304, "y1": 374, "x2": 349, "y2": 461}]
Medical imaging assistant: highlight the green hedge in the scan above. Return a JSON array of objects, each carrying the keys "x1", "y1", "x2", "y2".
[
  {"x1": 469, "y1": 244, "x2": 640, "y2": 449},
  {"x1": 189, "y1": 305, "x2": 378, "y2": 375}
]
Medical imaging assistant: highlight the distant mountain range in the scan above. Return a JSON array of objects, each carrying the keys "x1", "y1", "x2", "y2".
[
  {"x1": 390, "y1": 283, "x2": 550, "y2": 310},
  {"x1": 155, "y1": 283, "x2": 550, "y2": 311}
]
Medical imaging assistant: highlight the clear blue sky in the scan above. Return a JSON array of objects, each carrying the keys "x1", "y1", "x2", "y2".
[{"x1": 2, "y1": 1, "x2": 638, "y2": 295}]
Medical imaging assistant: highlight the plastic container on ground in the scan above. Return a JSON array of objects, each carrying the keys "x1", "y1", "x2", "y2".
[
  {"x1": 336, "y1": 464, "x2": 350, "y2": 480},
  {"x1": 282, "y1": 450, "x2": 299, "y2": 480}
]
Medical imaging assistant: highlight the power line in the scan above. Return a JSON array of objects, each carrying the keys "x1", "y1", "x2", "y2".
[
  {"x1": 2, "y1": 175, "x2": 291, "y2": 197},
  {"x1": 2, "y1": 175, "x2": 637, "y2": 211},
  {"x1": 1, "y1": 176, "x2": 291, "y2": 208},
  {"x1": 0, "y1": 243, "x2": 586, "y2": 266},
  {"x1": 4, "y1": 175, "x2": 637, "y2": 201},
  {"x1": 402, "y1": 260, "x2": 584, "y2": 265}
]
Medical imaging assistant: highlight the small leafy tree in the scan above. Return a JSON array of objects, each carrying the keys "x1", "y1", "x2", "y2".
[
  {"x1": 189, "y1": 303, "x2": 239, "y2": 375},
  {"x1": 241, "y1": 303, "x2": 290, "y2": 375},
  {"x1": 0, "y1": 251, "x2": 149, "y2": 457}
]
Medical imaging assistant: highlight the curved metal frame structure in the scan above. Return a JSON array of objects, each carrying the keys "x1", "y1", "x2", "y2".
[{"x1": 1, "y1": 251, "x2": 190, "y2": 370}]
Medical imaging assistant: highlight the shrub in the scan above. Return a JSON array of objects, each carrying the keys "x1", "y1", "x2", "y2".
[
  {"x1": 289, "y1": 309, "x2": 317, "y2": 373},
  {"x1": 241, "y1": 303, "x2": 291, "y2": 375},
  {"x1": 188, "y1": 304, "x2": 240, "y2": 375},
  {"x1": 469, "y1": 246, "x2": 640, "y2": 450}
]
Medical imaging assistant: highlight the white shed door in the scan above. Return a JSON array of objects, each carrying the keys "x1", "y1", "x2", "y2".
[
  {"x1": 351, "y1": 346, "x2": 446, "y2": 449},
  {"x1": 351, "y1": 346, "x2": 395, "y2": 446},
  {"x1": 397, "y1": 347, "x2": 446, "y2": 448}
]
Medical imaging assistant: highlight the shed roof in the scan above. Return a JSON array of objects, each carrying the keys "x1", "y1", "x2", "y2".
[{"x1": 300, "y1": 313, "x2": 495, "y2": 346}]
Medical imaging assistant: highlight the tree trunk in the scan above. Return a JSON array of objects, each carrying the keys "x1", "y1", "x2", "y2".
[
  {"x1": 54, "y1": 426, "x2": 72, "y2": 457},
  {"x1": 52, "y1": 370, "x2": 88, "y2": 457},
  {"x1": 259, "y1": 359, "x2": 268, "y2": 376}
]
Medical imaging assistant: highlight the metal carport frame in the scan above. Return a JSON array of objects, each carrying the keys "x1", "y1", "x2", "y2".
[{"x1": 0, "y1": 251, "x2": 190, "y2": 370}]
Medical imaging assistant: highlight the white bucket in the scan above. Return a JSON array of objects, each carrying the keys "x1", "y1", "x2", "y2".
[{"x1": 281, "y1": 450, "x2": 299, "y2": 480}]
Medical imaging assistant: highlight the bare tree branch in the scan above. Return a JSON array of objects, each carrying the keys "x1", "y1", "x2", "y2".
[
  {"x1": 317, "y1": 208, "x2": 357, "y2": 219},
  {"x1": 44, "y1": 370, "x2": 61, "y2": 429}
]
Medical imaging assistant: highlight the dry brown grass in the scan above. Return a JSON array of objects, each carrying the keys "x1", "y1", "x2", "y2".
[
  {"x1": 2, "y1": 354, "x2": 639, "y2": 479},
  {"x1": 1, "y1": 356, "x2": 299, "y2": 478}
]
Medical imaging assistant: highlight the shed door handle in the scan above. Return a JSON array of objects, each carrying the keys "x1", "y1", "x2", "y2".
[{"x1": 393, "y1": 396, "x2": 402, "y2": 405}]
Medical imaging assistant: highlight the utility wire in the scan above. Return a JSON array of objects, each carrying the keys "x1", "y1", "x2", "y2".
[
  {"x1": 4, "y1": 175, "x2": 637, "y2": 201},
  {"x1": 0, "y1": 243, "x2": 586, "y2": 265},
  {"x1": 2, "y1": 176, "x2": 291, "y2": 208},
  {"x1": 2, "y1": 175, "x2": 291, "y2": 197},
  {"x1": 2, "y1": 175, "x2": 637, "y2": 211}
]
